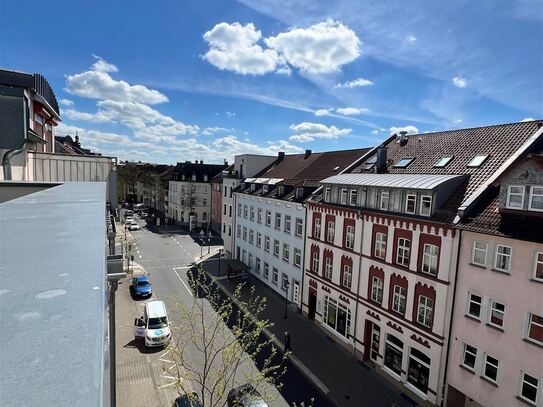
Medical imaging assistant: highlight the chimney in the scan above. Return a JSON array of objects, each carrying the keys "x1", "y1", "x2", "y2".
[
  {"x1": 200, "y1": 160, "x2": 203, "y2": 164},
  {"x1": 194, "y1": 159, "x2": 198, "y2": 164},
  {"x1": 305, "y1": 149, "x2": 312, "y2": 158},
  {"x1": 224, "y1": 159, "x2": 228, "y2": 165},
  {"x1": 376, "y1": 147, "x2": 387, "y2": 174},
  {"x1": 399, "y1": 130, "x2": 408, "y2": 147},
  {"x1": 278, "y1": 151, "x2": 285, "y2": 160}
]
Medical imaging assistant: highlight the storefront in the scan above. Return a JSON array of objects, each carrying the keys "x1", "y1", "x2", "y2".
[
  {"x1": 323, "y1": 295, "x2": 351, "y2": 338},
  {"x1": 407, "y1": 347, "x2": 431, "y2": 397},
  {"x1": 384, "y1": 333, "x2": 404, "y2": 377}
]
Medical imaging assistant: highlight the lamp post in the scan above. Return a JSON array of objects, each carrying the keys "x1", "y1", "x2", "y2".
[
  {"x1": 283, "y1": 279, "x2": 290, "y2": 319},
  {"x1": 128, "y1": 244, "x2": 132, "y2": 273},
  {"x1": 218, "y1": 248, "x2": 222, "y2": 277}
]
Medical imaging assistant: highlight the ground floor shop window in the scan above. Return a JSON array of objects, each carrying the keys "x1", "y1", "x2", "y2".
[
  {"x1": 407, "y1": 348, "x2": 430, "y2": 395},
  {"x1": 322, "y1": 296, "x2": 351, "y2": 338},
  {"x1": 384, "y1": 334, "x2": 403, "y2": 377}
]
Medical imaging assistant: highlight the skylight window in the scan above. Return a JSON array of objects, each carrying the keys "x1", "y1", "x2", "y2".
[
  {"x1": 434, "y1": 156, "x2": 454, "y2": 168},
  {"x1": 467, "y1": 155, "x2": 489, "y2": 167},
  {"x1": 332, "y1": 166, "x2": 340, "y2": 171},
  {"x1": 393, "y1": 158, "x2": 414, "y2": 168},
  {"x1": 364, "y1": 155, "x2": 377, "y2": 170}
]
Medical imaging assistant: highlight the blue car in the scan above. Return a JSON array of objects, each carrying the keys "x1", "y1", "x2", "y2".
[{"x1": 130, "y1": 275, "x2": 153, "y2": 298}]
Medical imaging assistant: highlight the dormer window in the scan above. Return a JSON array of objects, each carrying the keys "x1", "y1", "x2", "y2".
[
  {"x1": 204, "y1": 175, "x2": 208, "y2": 182},
  {"x1": 434, "y1": 156, "x2": 453, "y2": 168},
  {"x1": 420, "y1": 195, "x2": 432, "y2": 216},
  {"x1": 296, "y1": 188, "x2": 303, "y2": 199},
  {"x1": 278, "y1": 186, "x2": 285, "y2": 195},
  {"x1": 364, "y1": 155, "x2": 377, "y2": 170},
  {"x1": 394, "y1": 158, "x2": 414, "y2": 168},
  {"x1": 192, "y1": 174, "x2": 196, "y2": 181},
  {"x1": 263, "y1": 185, "x2": 268, "y2": 194},
  {"x1": 380, "y1": 191, "x2": 389, "y2": 211},
  {"x1": 506, "y1": 185, "x2": 525, "y2": 209},
  {"x1": 340, "y1": 189, "x2": 348, "y2": 205},
  {"x1": 467, "y1": 155, "x2": 489, "y2": 167},
  {"x1": 406, "y1": 194, "x2": 417, "y2": 214},
  {"x1": 529, "y1": 186, "x2": 543, "y2": 212},
  {"x1": 250, "y1": 184, "x2": 255, "y2": 192},
  {"x1": 324, "y1": 187, "x2": 331, "y2": 203}
]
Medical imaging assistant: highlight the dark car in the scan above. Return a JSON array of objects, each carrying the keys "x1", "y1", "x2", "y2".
[
  {"x1": 174, "y1": 393, "x2": 202, "y2": 407},
  {"x1": 227, "y1": 384, "x2": 268, "y2": 407},
  {"x1": 130, "y1": 275, "x2": 153, "y2": 298}
]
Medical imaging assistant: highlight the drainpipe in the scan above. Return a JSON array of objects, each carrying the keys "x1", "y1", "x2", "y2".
[
  {"x1": 352, "y1": 209, "x2": 364, "y2": 356},
  {"x1": 2, "y1": 139, "x2": 29, "y2": 180},
  {"x1": 440, "y1": 229, "x2": 463, "y2": 407},
  {"x1": 299, "y1": 202, "x2": 309, "y2": 314}
]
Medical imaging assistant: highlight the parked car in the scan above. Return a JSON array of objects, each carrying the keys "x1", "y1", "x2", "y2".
[
  {"x1": 174, "y1": 393, "x2": 202, "y2": 407},
  {"x1": 134, "y1": 300, "x2": 171, "y2": 347},
  {"x1": 124, "y1": 210, "x2": 134, "y2": 218},
  {"x1": 130, "y1": 275, "x2": 153, "y2": 297},
  {"x1": 128, "y1": 223, "x2": 140, "y2": 231},
  {"x1": 227, "y1": 384, "x2": 268, "y2": 407},
  {"x1": 125, "y1": 216, "x2": 134, "y2": 224}
]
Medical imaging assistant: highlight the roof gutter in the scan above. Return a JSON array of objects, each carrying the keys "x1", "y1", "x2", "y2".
[{"x1": 454, "y1": 125, "x2": 543, "y2": 223}]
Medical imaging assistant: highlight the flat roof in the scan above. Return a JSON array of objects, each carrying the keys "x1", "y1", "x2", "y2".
[
  {"x1": 0, "y1": 182, "x2": 108, "y2": 406},
  {"x1": 321, "y1": 173, "x2": 465, "y2": 190}
]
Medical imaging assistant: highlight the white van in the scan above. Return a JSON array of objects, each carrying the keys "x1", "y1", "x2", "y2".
[{"x1": 134, "y1": 300, "x2": 171, "y2": 347}]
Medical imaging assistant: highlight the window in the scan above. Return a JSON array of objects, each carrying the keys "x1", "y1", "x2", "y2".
[
  {"x1": 283, "y1": 244, "x2": 290, "y2": 262},
  {"x1": 223, "y1": 204, "x2": 227, "y2": 215},
  {"x1": 392, "y1": 286, "x2": 406, "y2": 315},
  {"x1": 34, "y1": 113, "x2": 44, "y2": 136},
  {"x1": 248, "y1": 253, "x2": 253, "y2": 268},
  {"x1": 237, "y1": 225, "x2": 241, "y2": 238},
  {"x1": 384, "y1": 334, "x2": 403, "y2": 376},
  {"x1": 224, "y1": 185, "x2": 227, "y2": 197},
  {"x1": 312, "y1": 251, "x2": 319, "y2": 273},
  {"x1": 371, "y1": 277, "x2": 383, "y2": 303},
  {"x1": 345, "y1": 225, "x2": 355, "y2": 250},
  {"x1": 203, "y1": 198, "x2": 208, "y2": 206},
  {"x1": 467, "y1": 155, "x2": 489, "y2": 167},
  {"x1": 488, "y1": 300, "x2": 505, "y2": 328},
  {"x1": 275, "y1": 213, "x2": 281, "y2": 229},
  {"x1": 250, "y1": 206, "x2": 255, "y2": 221},
  {"x1": 396, "y1": 238, "x2": 411, "y2": 267},
  {"x1": 249, "y1": 230, "x2": 254, "y2": 244},
  {"x1": 341, "y1": 189, "x2": 348, "y2": 205},
  {"x1": 417, "y1": 296, "x2": 433, "y2": 328},
  {"x1": 243, "y1": 205, "x2": 248, "y2": 219},
  {"x1": 494, "y1": 245, "x2": 512, "y2": 272},
  {"x1": 324, "y1": 188, "x2": 331, "y2": 203},
  {"x1": 422, "y1": 244, "x2": 439, "y2": 275},
  {"x1": 264, "y1": 236, "x2": 270, "y2": 252},
  {"x1": 229, "y1": 206, "x2": 232, "y2": 217},
  {"x1": 406, "y1": 194, "x2": 417, "y2": 214},
  {"x1": 228, "y1": 224, "x2": 231, "y2": 236},
  {"x1": 242, "y1": 250, "x2": 246, "y2": 263},
  {"x1": 223, "y1": 223, "x2": 226, "y2": 233},
  {"x1": 323, "y1": 296, "x2": 352, "y2": 338},
  {"x1": 266, "y1": 210, "x2": 271, "y2": 226},
  {"x1": 284, "y1": 215, "x2": 291, "y2": 233},
  {"x1": 202, "y1": 212, "x2": 207, "y2": 221},
  {"x1": 314, "y1": 218, "x2": 321, "y2": 239},
  {"x1": 507, "y1": 185, "x2": 525, "y2": 209},
  {"x1": 534, "y1": 252, "x2": 543, "y2": 282},
  {"x1": 263, "y1": 262, "x2": 269, "y2": 279},
  {"x1": 472, "y1": 241, "x2": 488, "y2": 266},
  {"x1": 257, "y1": 208, "x2": 263, "y2": 223},
  {"x1": 394, "y1": 158, "x2": 414, "y2": 168},
  {"x1": 262, "y1": 185, "x2": 268, "y2": 194},
  {"x1": 255, "y1": 258, "x2": 261, "y2": 273},
  {"x1": 272, "y1": 268, "x2": 278, "y2": 285},
  {"x1": 324, "y1": 257, "x2": 333, "y2": 279},
  {"x1": 273, "y1": 240, "x2": 280, "y2": 256},
  {"x1": 420, "y1": 196, "x2": 432, "y2": 217},
  {"x1": 375, "y1": 232, "x2": 387, "y2": 259},
  {"x1": 520, "y1": 372, "x2": 539, "y2": 405},
  {"x1": 350, "y1": 189, "x2": 357, "y2": 206},
  {"x1": 527, "y1": 313, "x2": 543, "y2": 345},
  {"x1": 380, "y1": 192, "x2": 389, "y2": 211},
  {"x1": 255, "y1": 232, "x2": 261, "y2": 248},
  {"x1": 295, "y1": 218, "x2": 303, "y2": 237},
  {"x1": 282, "y1": 273, "x2": 289, "y2": 290},
  {"x1": 434, "y1": 156, "x2": 454, "y2": 168},
  {"x1": 243, "y1": 227, "x2": 247, "y2": 241},
  {"x1": 467, "y1": 293, "x2": 483, "y2": 319},
  {"x1": 294, "y1": 248, "x2": 301, "y2": 267},
  {"x1": 482, "y1": 354, "x2": 499, "y2": 383},
  {"x1": 461, "y1": 343, "x2": 478, "y2": 371},
  {"x1": 529, "y1": 186, "x2": 543, "y2": 211},
  {"x1": 238, "y1": 204, "x2": 242, "y2": 216},
  {"x1": 327, "y1": 221, "x2": 335, "y2": 243},
  {"x1": 342, "y1": 265, "x2": 352, "y2": 288}
]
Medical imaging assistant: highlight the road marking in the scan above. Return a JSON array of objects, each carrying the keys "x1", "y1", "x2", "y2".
[
  {"x1": 172, "y1": 267, "x2": 193, "y2": 297},
  {"x1": 138, "y1": 254, "x2": 142, "y2": 259}
]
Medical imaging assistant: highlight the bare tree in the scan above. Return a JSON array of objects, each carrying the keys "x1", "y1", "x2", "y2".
[
  {"x1": 181, "y1": 183, "x2": 197, "y2": 215},
  {"x1": 165, "y1": 267, "x2": 287, "y2": 407}
]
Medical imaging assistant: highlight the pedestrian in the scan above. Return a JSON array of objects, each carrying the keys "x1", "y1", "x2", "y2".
[{"x1": 284, "y1": 331, "x2": 291, "y2": 353}]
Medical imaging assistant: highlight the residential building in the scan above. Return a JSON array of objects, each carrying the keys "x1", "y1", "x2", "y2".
[
  {"x1": 303, "y1": 121, "x2": 543, "y2": 405},
  {"x1": 0, "y1": 69, "x2": 118, "y2": 208},
  {"x1": 221, "y1": 154, "x2": 276, "y2": 258},
  {"x1": 168, "y1": 160, "x2": 227, "y2": 230},
  {"x1": 234, "y1": 148, "x2": 370, "y2": 307},
  {"x1": 210, "y1": 164, "x2": 232, "y2": 234},
  {"x1": 446, "y1": 148, "x2": 543, "y2": 407}
]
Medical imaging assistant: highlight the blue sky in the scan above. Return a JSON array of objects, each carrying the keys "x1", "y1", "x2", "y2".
[{"x1": 1, "y1": 0, "x2": 542, "y2": 164}]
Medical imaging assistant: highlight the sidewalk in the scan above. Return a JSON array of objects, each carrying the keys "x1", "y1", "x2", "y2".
[{"x1": 202, "y1": 256, "x2": 417, "y2": 407}]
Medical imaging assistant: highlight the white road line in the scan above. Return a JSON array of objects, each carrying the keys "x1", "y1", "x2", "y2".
[
  {"x1": 172, "y1": 267, "x2": 193, "y2": 297},
  {"x1": 138, "y1": 254, "x2": 142, "y2": 259}
]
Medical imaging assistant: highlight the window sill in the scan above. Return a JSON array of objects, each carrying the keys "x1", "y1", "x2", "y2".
[
  {"x1": 459, "y1": 364, "x2": 476, "y2": 375},
  {"x1": 464, "y1": 314, "x2": 482, "y2": 323},
  {"x1": 529, "y1": 277, "x2": 543, "y2": 285},
  {"x1": 480, "y1": 376, "x2": 498, "y2": 387},
  {"x1": 491, "y1": 268, "x2": 511, "y2": 275},
  {"x1": 516, "y1": 396, "x2": 537, "y2": 407},
  {"x1": 523, "y1": 338, "x2": 543, "y2": 349},
  {"x1": 486, "y1": 323, "x2": 505, "y2": 332}
]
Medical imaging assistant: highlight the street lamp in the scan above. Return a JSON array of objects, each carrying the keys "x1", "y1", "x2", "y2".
[
  {"x1": 128, "y1": 244, "x2": 132, "y2": 273},
  {"x1": 283, "y1": 279, "x2": 290, "y2": 319}
]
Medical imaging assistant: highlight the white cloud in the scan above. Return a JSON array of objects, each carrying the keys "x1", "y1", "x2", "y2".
[
  {"x1": 336, "y1": 107, "x2": 368, "y2": 116},
  {"x1": 452, "y1": 76, "x2": 467, "y2": 88},
  {"x1": 90, "y1": 55, "x2": 119, "y2": 73},
  {"x1": 202, "y1": 22, "x2": 281, "y2": 75},
  {"x1": 314, "y1": 108, "x2": 333, "y2": 116},
  {"x1": 225, "y1": 111, "x2": 236, "y2": 117},
  {"x1": 265, "y1": 19, "x2": 361, "y2": 75},
  {"x1": 289, "y1": 122, "x2": 352, "y2": 142},
  {"x1": 371, "y1": 130, "x2": 379, "y2": 135},
  {"x1": 406, "y1": 35, "x2": 417, "y2": 44},
  {"x1": 389, "y1": 125, "x2": 419, "y2": 135},
  {"x1": 201, "y1": 126, "x2": 232, "y2": 136},
  {"x1": 521, "y1": 117, "x2": 535, "y2": 122},
  {"x1": 59, "y1": 98, "x2": 74, "y2": 107},
  {"x1": 334, "y1": 77, "x2": 374, "y2": 88},
  {"x1": 65, "y1": 58, "x2": 168, "y2": 104}
]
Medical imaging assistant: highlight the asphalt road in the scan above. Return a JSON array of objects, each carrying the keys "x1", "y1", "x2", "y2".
[{"x1": 123, "y1": 212, "x2": 337, "y2": 407}]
